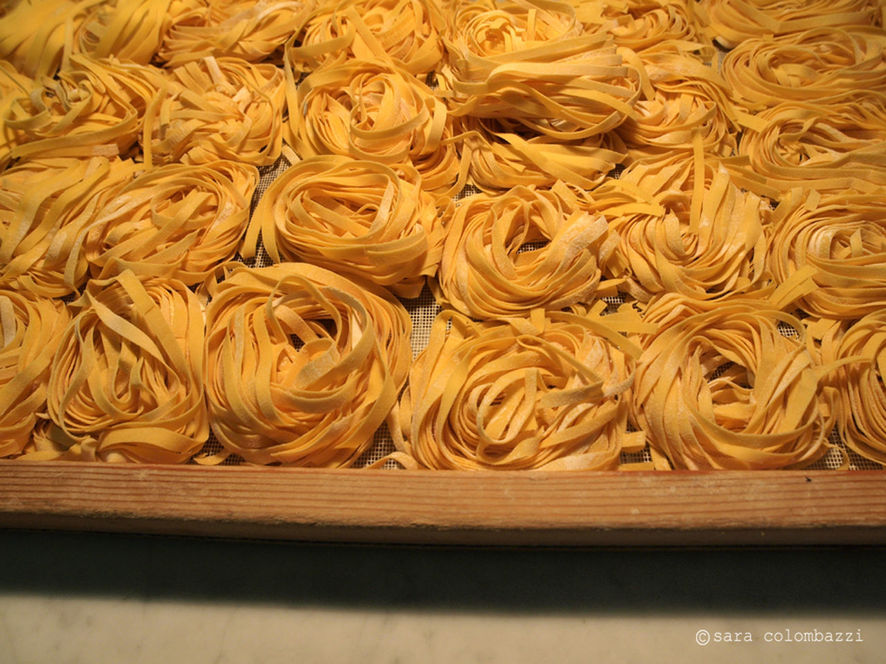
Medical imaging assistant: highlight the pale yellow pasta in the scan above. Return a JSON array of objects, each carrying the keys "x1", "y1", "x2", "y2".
[
  {"x1": 0, "y1": 290, "x2": 70, "y2": 458},
  {"x1": 694, "y1": 0, "x2": 884, "y2": 49},
  {"x1": 633, "y1": 293, "x2": 839, "y2": 470},
  {"x1": 202, "y1": 263, "x2": 412, "y2": 466},
  {"x1": 0, "y1": 156, "x2": 139, "y2": 298},
  {"x1": 767, "y1": 188, "x2": 886, "y2": 319},
  {"x1": 394, "y1": 306, "x2": 648, "y2": 470},
  {"x1": 286, "y1": 0, "x2": 444, "y2": 75},
  {"x1": 245, "y1": 155, "x2": 444, "y2": 298},
  {"x1": 82, "y1": 160, "x2": 259, "y2": 284},
  {"x1": 142, "y1": 55, "x2": 285, "y2": 167},
  {"x1": 436, "y1": 182, "x2": 619, "y2": 319},
  {"x1": 29, "y1": 271, "x2": 208, "y2": 463},
  {"x1": 160, "y1": 0, "x2": 314, "y2": 65}
]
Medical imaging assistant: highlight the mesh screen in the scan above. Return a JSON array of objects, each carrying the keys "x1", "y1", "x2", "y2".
[{"x1": 197, "y1": 157, "x2": 882, "y2": 472}]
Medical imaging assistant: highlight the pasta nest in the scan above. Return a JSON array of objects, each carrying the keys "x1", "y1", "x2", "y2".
[
  {"x1": 83, "y1": 160, "x2": 259, "y2": 285},
  {"x1": 2, "y1": 54, "x2": 159, "y2": 162},
  {"x1": 440, "y1": 0, "x2": 643, "y2": 140},
  {"x1": 34, "y1": 271, "x2": 208, "y2": 463},
  {"x1": 459, "y1": 115, "x2": 626, "y2": 192},
  {"x1": 246, "y1": 155, "x2": 444, "y2": 298},
  {"x1": 436, "y1": 182, "x2": 619, "y2": 319},
  {"x1": 203, "y1": 263, "x2": 412, "y2": 466},
  {"x1": 820, "y1": 311, "x2": 886, "y2": 466},
  {"x1": 604, "y1": 161, "x2": 768, "y2": 302},
  {"x1": 633, "y1": 294, "x2": 838, "y2": 470},
  {"x1": 143, "y1": 55, "x2": 285, "y2": 166},
  {"x1": 394, "y1": 307, "x2": 646, "y2": 470},
  {"x1": 0, "y1": 61, "x2": 33, "y2": 168},
  {"x1": 731, "y1": 92, "x2": 886, "y2": 197},
  {"x1": 160, "y1": 0, "x2": 315, "y2": 65},
  {"x1": 0, "y1": 289, "x2": 70, "y2": 458},
  {"x1": 602, "y1": 0, "x2": 704, "y2": 53},
  {"x1": 694, "y1": 0, "x2": 883, "y2": 49},
  {"x1": 286, "y1": 0, "x2": 444, "y2": 76},
  {"x1": 767, "y1": 188, "x2": 886, "y2": 320},
  {"x1": 721, "y1": 27, "x2": 886, "y2": 111},
  {"x1": 286, "y1": 59, "x2": 461, "y2": 193},
  {"x1": 0, "y1": 156, "x2": 138, "y2": 298}
]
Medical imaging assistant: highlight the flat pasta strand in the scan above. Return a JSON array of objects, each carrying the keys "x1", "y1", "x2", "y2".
[
  {"x1": 245, "y1": 155, "x2": 444, "y2": 298},
  {"x1": 202, "y1": 263, "x2": 411, "y2": 466}
]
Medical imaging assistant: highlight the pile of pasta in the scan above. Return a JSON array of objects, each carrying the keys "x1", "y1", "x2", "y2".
[{"x1": 1, "y1": 0, "x2": 885, "y2": 470}]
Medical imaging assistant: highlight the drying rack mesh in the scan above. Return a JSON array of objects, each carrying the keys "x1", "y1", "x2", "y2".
[{"x1": 196, "y1": 155, "x2": 882, "y2": 472}]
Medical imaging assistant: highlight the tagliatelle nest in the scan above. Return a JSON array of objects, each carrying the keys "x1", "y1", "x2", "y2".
[
  {"x1": 82, "y1": 159, "x2": 259, "y2": 285},
  {"x1": 160, "y1": 0, "x2": 315, "y2": 65},
  {"x1": 821, "y1": 310, "x2": 886, "y2": 466},
  {"x1": 721, "y1": 27, "x2": 886, "y2": 112},
  {"x1": 286, "y1": 0, "x2": 445, "y2": 75},
  {"x1": 0, "y1": 289, "x2": 70, "y2": 458},
  {"x1": 393, "y1": 306, "x2": 648, "y2": 470},
  {"x1": 436, "y1": 182, "x2": 619, "y2": 319},
  {"x1": 0, "y1": 156, "x2": 138, "y2": 298},
  {"x1": 694, "y1": 0, "x2": 884, "y2": 49},
  {"x1": 767, "y1": 188, "x2": 886, "y2": 320},
  {"x1": 29, "y1": 271, "x2": 208, "y2": 463},
  {"x1": 202, "y1": 263, "x2": 412, "y2": 467},
  {"x1": 143, "y1": 55, "x2": 285, "y2": 167},
  {"x1": 633, "y1": 293, "x2": 839, "y2": 470},
  {"x1": 245, "y1": 155, "x2": 444, "y2": 298}
]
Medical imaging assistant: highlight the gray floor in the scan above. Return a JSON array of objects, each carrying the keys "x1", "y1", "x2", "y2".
[{"x1": 0, "y1": 530, "x2": 884, "y2": 663}]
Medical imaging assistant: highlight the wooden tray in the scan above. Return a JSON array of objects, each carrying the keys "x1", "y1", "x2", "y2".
[{"x1": 2, "y1": 461, "x2": 885, "y2": 545}]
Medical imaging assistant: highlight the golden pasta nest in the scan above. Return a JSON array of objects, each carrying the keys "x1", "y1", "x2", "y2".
[
  {"x1": 459, "y1": 114, "x2": 626, "y2": 192},
  {"x1": 694, "y1": 0, "x2": 883, "y2": 49},
  {"x1": 0, "y1": 60, "x2": 33, "y2": 168},
  {"x1": 202, "y1": 263, "x2": 412, "y2": 466},
  {"x1": 820, "y1": 310, "x2": 886, "y2": 466},
  {"x1": 245, "y1": 155, "x2": 444, "y2": 298},
  {"x1": 75, "y1": 0, "x2": 203, "y2": 65},
  {"x1": 0, "y1": 289, "x2": 70, "y2": 458},
  {"x1": 436, "y1": 182, "x2": 620, "y2": 319},
  {"x1": 160, "y1": 0, "x2": 315, "y2": 65},
  {"x1": 3, "y1": 54, "x2": 160, "y2": 162},
  {"x1": 604, "y1": 160, "x2": 768, "y2": 302},
  {"x1": 0, "y1": 156, "x2": 139, "y2": 298},
  {"x1": 767, "y1": 188, "x2": 886, "y2": 320},
  {"x1": 618, "y1": 50, "x2": 738, "y2": 162},
  {"x1": 633, "y1": 293, "x2": 839, "y2": 470},
  {"x1": 394, "y1": 306, "x2": 647, "y2": 470},
  {"x1": 83, "y1": 160, "x2": 259, "y2": 285},
  {"x1": 729, "y1": 91, "x2": 886, "y2": 198},
  {"x1": 721, "y1": 27, "x2": 886, "y2": 112},
  {"x1": 440, "y1": 0, "x2": 643, "y2": 140},
  {"x1": 286, "y1": 0, "x2": 445, "y2": 76},
  {"x1": 603, "y1": 0, "x2": 705, "y2": 54},
  {"x1": 287, "y1": 58, "x2": 462, "y2": 193},
  {"x1": 32, "y1": 271, "x2": 208, "y2": 463},
  {"x1": 143, "y1": 55, "x2": 285, "y2": 166}
]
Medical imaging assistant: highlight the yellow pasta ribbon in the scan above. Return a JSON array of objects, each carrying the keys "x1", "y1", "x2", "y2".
[
  {"x1": 202, "y1": 263, "x2": 412, "y2": 466},
  {"x1": 694, "y1": 0, "x2": 884, "y2": 49},
  {"x1": 245, "y1": 155, "x2": 444, "y2": 298},
  {"x1": 0, "y1": 290, "x2": 70, "y2": 458},
  {"x1": 436, "y1": 182, "x2": 620, "y2": 319},
  {"x1": 0, "y1": 60, "x2": 33, "y2": 168},
  {"x1": 394, "y1": 306, "x2": 646, "y2": 470},
  {"x1": 633, "y1": 293, "x2": 838, "y2": 470},
  {"x1": 160, "y1": 0, "x2": 314, "y2": 65},
  {"x1": 286, "y1": 0, "x2": 445, "y2": 76},
  {"x1": 821, "y1": 310, "x2": 886, "y2": 466},
  {"x1": 81, "y1": 159, "x2": 259, "y2": 285},
  {"x1": 767, "y1": 188, "x2": 886, "y2": 319},
  {"x1": 0, "y1": 156, "x2": 139, "y2": 298},
  {"x1": 28, "y1": 270, "x2": 208, "y2": 463},
  {"x1": 143, "y1": 55, "x2": 285, "y2": 167},
  {"x1": 721, "y1": 27, "x2": 886, "y2": 112}
]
